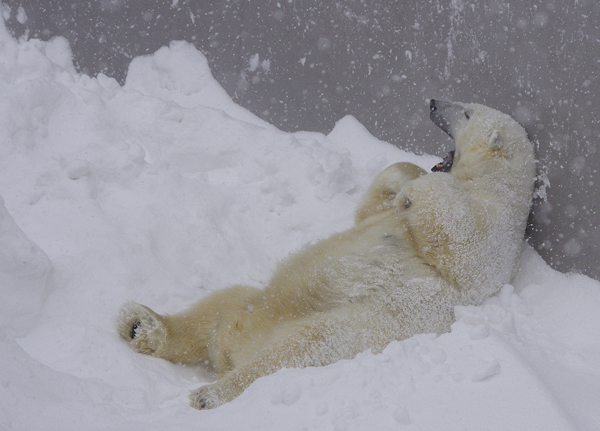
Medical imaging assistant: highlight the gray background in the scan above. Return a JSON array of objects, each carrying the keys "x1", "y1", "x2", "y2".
[{"x1": 3, "y1": 0, "x2": 599, "y2": 279}]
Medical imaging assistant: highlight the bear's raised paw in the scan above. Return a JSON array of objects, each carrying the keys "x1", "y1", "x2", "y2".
[{"x1": 117, "y1": 301, "x2": 167, "y2": 356}]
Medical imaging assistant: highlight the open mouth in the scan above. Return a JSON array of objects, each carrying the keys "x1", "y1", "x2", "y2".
[{"x1": 431, "y1": 150, "x2": 454, "y2": 172}]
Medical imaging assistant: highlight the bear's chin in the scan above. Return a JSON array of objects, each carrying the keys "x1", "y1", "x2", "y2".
[{"x1": 431, "y1": 150, "x2": 454, "y2": 172}]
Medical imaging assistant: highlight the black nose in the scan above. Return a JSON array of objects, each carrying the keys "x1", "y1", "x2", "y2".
[{"x1": 430, "y1": 99, "x2": 437, "y2": 112}]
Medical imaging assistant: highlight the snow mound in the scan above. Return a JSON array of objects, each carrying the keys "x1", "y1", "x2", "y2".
[{"x1": 0, "y1": 196, "x2": 53, "y2": 337}]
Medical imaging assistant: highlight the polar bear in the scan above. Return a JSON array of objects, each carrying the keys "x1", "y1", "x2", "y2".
[{"x1": 117, "y1": 100, "x2": 536, "y2": 409}]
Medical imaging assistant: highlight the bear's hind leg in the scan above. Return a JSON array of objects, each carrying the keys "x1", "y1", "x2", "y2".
[
  {"x1": 117, "y1": 285, "x2": 260, "y2": 367},
  {"x1": 190, "y1": 303, "x2": 402, "y2": 409}
]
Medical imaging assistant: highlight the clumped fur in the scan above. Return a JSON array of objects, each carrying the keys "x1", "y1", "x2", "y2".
[{"x1": 118, "y1": 100, "x2": 536, "y2": 409}]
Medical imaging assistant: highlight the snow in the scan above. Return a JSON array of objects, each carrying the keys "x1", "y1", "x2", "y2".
[{"x1": 1, "y1": 21, "x2": 599, "y2": 431}]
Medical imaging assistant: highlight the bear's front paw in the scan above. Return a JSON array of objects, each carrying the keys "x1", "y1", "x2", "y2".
[{"x1": 117, "y1": 301, "x2": 167, "y2": 356}]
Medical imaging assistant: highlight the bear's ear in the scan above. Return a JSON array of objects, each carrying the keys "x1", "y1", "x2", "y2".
[{"x1": 487, "y1": 130, "x2": 502, "y2": 149}]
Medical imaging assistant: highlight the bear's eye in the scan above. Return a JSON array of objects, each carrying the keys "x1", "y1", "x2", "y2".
[{"x1": 464, "y1": 111, "x2": 471, "y2": 120}]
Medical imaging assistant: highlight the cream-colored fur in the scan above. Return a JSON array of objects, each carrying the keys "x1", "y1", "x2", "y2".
[{"x1": 117, "y1": 101, "x2": 536, "y2": 409}]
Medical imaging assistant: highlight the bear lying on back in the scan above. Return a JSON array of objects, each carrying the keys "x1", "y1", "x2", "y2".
[{"x1": 117, "y1": 100, "x2": 536, "y2": 409}]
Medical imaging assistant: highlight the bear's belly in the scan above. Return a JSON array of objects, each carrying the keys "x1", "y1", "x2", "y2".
[
  {"x1": 330, "y1": 237, "x2": 450, "y2": 302},
  {"x1": 292, "y1": 222, "x2": 453, "y2": 304},
  {"x1": 264, "y1": 213, "x2": 463, "y2": 330}
]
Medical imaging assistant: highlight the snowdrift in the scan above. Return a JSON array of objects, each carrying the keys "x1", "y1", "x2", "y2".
[{"x1": 0, "y1": 19, "x2": 599, "y2": 431}]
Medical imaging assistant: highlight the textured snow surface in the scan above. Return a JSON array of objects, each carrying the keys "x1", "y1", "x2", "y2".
[{"x1": 1, "y1": 22, "x2": 599, "y2": 431}]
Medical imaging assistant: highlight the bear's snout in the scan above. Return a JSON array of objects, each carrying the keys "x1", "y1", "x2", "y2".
[{"x1": 430, "y1": 99, "x2": 455, "y2": 139}]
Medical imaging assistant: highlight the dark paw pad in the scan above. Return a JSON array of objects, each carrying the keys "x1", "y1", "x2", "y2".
[{"x1": 130, "y1": 320, "x2": 141, "y2": 339}]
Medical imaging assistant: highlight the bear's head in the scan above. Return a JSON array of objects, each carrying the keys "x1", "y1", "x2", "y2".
[{"x1": 429, "y1": 99, "x2": 535, "y2": 182}]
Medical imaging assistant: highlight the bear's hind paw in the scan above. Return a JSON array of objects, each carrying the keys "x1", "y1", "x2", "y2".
[
  {"x1": 190, "y1": 385, "x2": 223, "y2": 410},
  {"x1": 117, "y1": 301, "x2": 167, "y2": 356}
]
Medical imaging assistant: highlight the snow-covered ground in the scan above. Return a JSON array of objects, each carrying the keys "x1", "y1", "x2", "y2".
[{"x1": 1, "y1": 19, "x2": 599, "y2": 431}]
